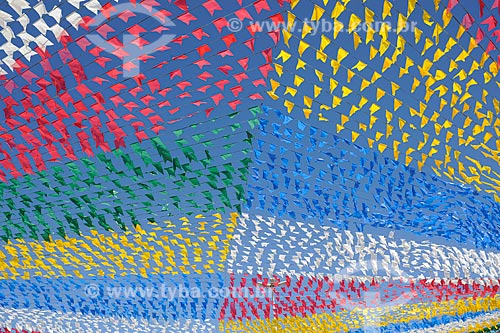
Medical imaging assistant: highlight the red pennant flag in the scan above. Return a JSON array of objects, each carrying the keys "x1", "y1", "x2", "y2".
[
  {"x1": 258, "y1": 63, "x2": 274, "y2": 78},
  {"x1": 197, "y1": 44, "x2": 211, "y2": 57},
  {"x1": 129, "y1": 86, "x2": 144, "y2": 97},
  {"x1": 176, "y1": 81, "x2": 192, "y2": 90},
  {"x1": 462, "y1": 14, "x2": 474, "y2": 30},
  {"x1": 481, "y1": 15, "x2": 498, "y2": 30},
  {"x1": 230, "y1": 85, "x2": 243, "y2": 97},
  {"x1": 205, "y1": 107, "x2": 214, "y2": 117},
  {"x1": 243, "y1": 38, "x2": 255, "y2": 51},
  {"x1": 30, "y1": 148, "x2": 46, "y2": 171},
  {"x1": 217, "y1": 49, "x2": 233, "y2": 57},
  {"x1": 214, "y1": 79, "x2": 230, "y2": 90},
  {"x1": 96, "y1": 23, "x2": 114, "y2": 38},
  {"x1": 479, "y1": 0, "x2": 485, "y2": 16},
  {"x1": 148, "y1": 78, "x2": 160, "y2": 93},
  {"x1": 235, "y1": 8, "x2": 253, "y2": 20},
  {"x1": 49, "y1": 70, "x2": 66, "y2": 94},
  {"x1": 68, "y1": 59, "x2": 87, "y2": 83},
  {"x1": 197, "y1": 71, "x2": 214, "y2": 81},
  {"x1": 174, "y1": 0, "x2": 187, "y2": 11},
  {"x1": 211, "y1": 93, "x2": 224, "y2": 105},
  {"x1": 237, "y1": 57, "x2": 249, "y2": 70},
  {"x1": 218, "y1": 65, "x2": 233, "y2": 75},
  {"x1": 170, "y1": 69, "x2": 183, "y2": 79},
  {"x1": 476, "y1": 27, "x2": 485, "y2": 43},
  {"x1": 447, "y1": 0, "x2": 458, "y2": 10},
  {"x1": 222, "y1": 33, "x2": 237, "y2": 48},
  {"x1": 493, "y1": 0, "x2": 499, "y2": 14},
  {"x1": 76, "y1": 83, "x2": 92, "y2": 97},
  {"x1": 193, "y1": 58, "x2": 211, "y2": 68},
  {"x1": 261, "y1": 48, "x2": 272, "y2": 63},
  {"x1": 213, "y1": 17, "x2": 229, "y2": 33},
  {"x1": 228, "y1": 99, "x2": 242, "y2": 110},
  {"x1": 249, "y1": 93, "x2": 263, "y2": 100},
  {"x1": 233, "y1": 72, "x2": 249, "y2": 83},
  {"x1": 254, "y1": 0, "x2": 271, "y2": 13},
  {"x1": 140, "y1": 95, "x2": 156, "y2": 105},
  {"x1": 197, "y1": 85, "x2": 211, "y2": 93},
  {"x1": 252, "y1": 79, "x2": 266, "y2": 87},
  {"x1": 486, "y1": 40, "x2": 496, "y2": 53},
  {"x1": 202, "y1": 0, "x2": 222, "y2": 15},
  {"x1": 268, "y1": 30, "x2": 280, "y2": 44},
  {"x1": 192, "y1": 27, "x2": 209, "y2": 40}
]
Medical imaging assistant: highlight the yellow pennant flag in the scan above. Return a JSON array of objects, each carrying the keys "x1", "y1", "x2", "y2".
[
  {"x1": 331, "y1": 59, "x2": 341, "y2": 74},
  {"x1": 359, "y1": 96, "x2": 369, "y2": 108},
  {"x1": 421, "y1": 38, "x2": 434, "y2": 56},
  {"x1": 353, "y1": 32, "x2": 361, "y2": 49},
  {"x1": 332, "y1": 95, "x2": 342, "y2": 107},
  {"x1": 287, "y1": 11, "x2": 296, "y2": 31},
  {"x1": 348, "y1": 13, "x2": 362, "y2": 33},
  {"x1": 347, "y1": 106, "x2": 358, "y2": 118},
  {"x1": 422, "y1": 10, "x2": 433, "y2": 26},
  {"x1": 360, "y1": 78, "x2": 371, "y2": 91},
  {"x1": 379, "y1": 22, "x2": 390, "y2": 40},
  {"x1": 353, "y1": 60, "x2": 367, "y2": 71},
  {"x1": 337, "y1": 48, "x2": 349, "y2": 62},
  {"x1": 433, "y1": 48, "x2": 445, "y2": 62},
  {"x1": 352, "y1": 131, "x2": 360, "y2": 142},
  {"x1": 407, "y1": 0, "x2": 416, "y2": 16},
  {"x1": 342, "y1": 86, "x2": 353, "y2": 97},
  {"x1": 399, "y1": 117, "x2": 406, "y2": 130},
  {"x1": 270, "y1": 79, "x2": 280, "y2": 92},
  {"x1": 347, "y1": 69, "x2": 355, "y2": 82},
  {"x1": 284, "y1": 100, "x2": 294, "y2": 113},
  {"x1": 312, "y1": 4, "x2": 325, "y2": 20},
  {"x1": 294, "y1": 75, "x2": 304, "y2": 86},
  {"x1": 391, "y1": 82, "x2": 400, "y2": 95},
  {"x1": 333, "y1": 19, "x2": 344, "y2": 39},
  {"x1": 366, "y1": 25, "x2": 375, "y2": 44},
  {"x1": 282, "y1": 29, "x2": 292, "y2": 47},
  {"x1": 316, "y1": 50, "x2": 328, "y2": 62},
  {"x1": 376, "y1": 88, "x2": 385, "y2": 101},
  {"x1": 331, "y1": 2, "x2": 345, "y2": 19},
  {"x1": 301, "y1": 22, "x2": 313, "y2": 39},
  {"x1": 320, "y1": 35, "x2": 331, "y2": 51},
  {"x1": 411, "y1": 77, "x2": 420, "y2": 93},
  {"x1": 314, "y1": 85, "x2": 322, "y2": 98},
  {"x1": 298, "y1": 40, "x2": 310, "y2": 57},
  {"x1": 304, "y1": 95, "x2": 313, "y2": 108},
  {"x1": 371, "y1": 71, "x2": 382, "y2": 83},
  {"x1": 284, "y1": 86, "x2": 297, "y2": 96},
  {"x1": 303, "y1": 108, "x2": 312, "y2": 119},
  {"x1": 383, "y1": 0, "x2": 392, "y2": 19},
  {"x1": 370, "y1": 45, "x2": 378, "y2": 59},
  {"x1": 315, "y1": 69, "x2": 324, "y2": 82},
  {"x1": 414, "y1": 27, "x2": 423, "y2": 44},
  {"x1": 330, "y1": 78, "x2": 338, "y2": 93},
  {"x1": 365, "y1": 7, "x2": 375, "y2": 24},
  {"x1": 382, "y1": 57, "x2": 393, "y2": 72},
  {"x1": 379, "y1": 39, "x2": 391, "y2": 56},
  {"x1": 296, "y1": 58, "x2": 306, "y2": 70},
  {"x1": 433, "y1": 23, "x2": 443, "y2": 44},
  {"x1": 435, "y1": 69, "x2": 447, "y2": 81},
  {"x1": 276, "y1": 50, "x2": 291, "y2": 62},
  {"x1": 397, "y1": 13, "x2": 408, "y2": 34}
]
